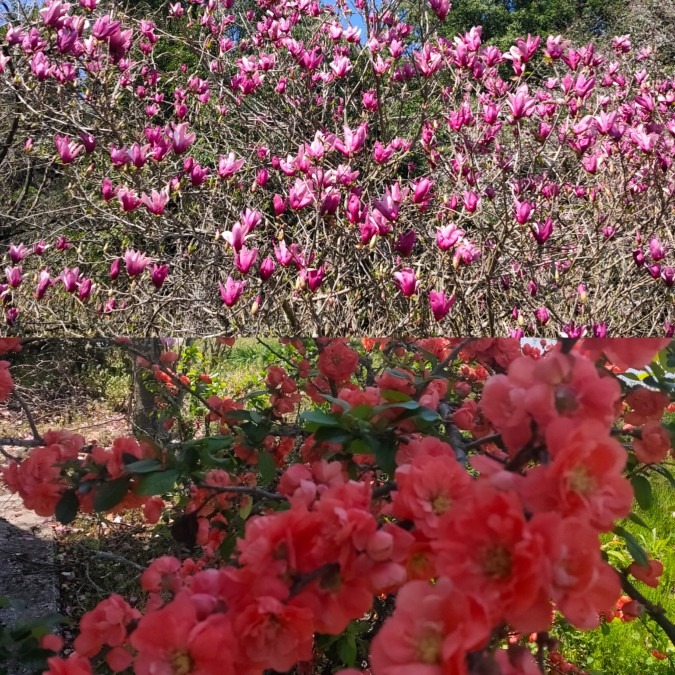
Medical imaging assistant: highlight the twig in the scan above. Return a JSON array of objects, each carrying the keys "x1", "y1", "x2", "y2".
[
  {"x1": 0, "y1": 437, "x2": 42, "y2": 448},
  {"x1": 620, "y1": 573, "x2": 675, "y2": 647},
  {"x1": 464, "y1": 433, "x2": 502, "y2": 450},
  {"x1": 196, "y1": 483, "x2": 287, "y2": 501},
  {"x1": 91, "y1": 551, "x2": 145, "y2": 572},
  {"x1": 12, "y1": 388, "x2": 44, "y2": 444}
]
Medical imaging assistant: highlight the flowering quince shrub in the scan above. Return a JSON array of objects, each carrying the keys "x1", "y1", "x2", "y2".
[
  {"x1": 1, "y1": 336, "x2": 675, "y2": 674},
  {"x1": 1, "y1": 1, "x2": 675, "y2": 336}
]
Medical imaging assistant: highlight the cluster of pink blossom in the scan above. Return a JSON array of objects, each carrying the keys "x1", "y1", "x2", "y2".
[{"x1": 1, "y1": 0, "x2": 674, "y2": 333}]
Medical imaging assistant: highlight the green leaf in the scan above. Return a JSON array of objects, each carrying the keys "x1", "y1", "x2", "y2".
[
  {"x1": 239, "y1": 498, "x2": 253, "y2": 520},
  {"x1": 627, "y1": 512, "x2": 651, "y2": 530},
  {"x1": 55, "y1": 489, "x2": 79, "y2": 525},
  {"x1": 320, "y1": 395, "x2": 350, "y2": 411},
  {"x1": 614, "y1": 526, "x2": 649, "y2": 566},
  {"x1": 631, "y1": 475, "x2": 653, "y2": 510},
  {"x1": 380, "y1": 389, "x2": 413, "y2": 403},
  {"x1": 650, "y1": 464, "x2": 675, "y2": 489},
  {"x1": 123, "y1": 459, "x2": 163, "y2": 474},
  {"x1": 93, "y1": 477, "x2": 131, "y2": 512},
  {"x1": 301, "y1": 410, "x2": 342, "y2": 427},
  {"x1": 336, "y1": 633, "x2": 357, "y2": 667},
  {"x1": 370, "y1": 435, "x2": 395, "y2": 476},
  {"x1": 314, "y1": 427, "x2": 353, "y2": 445},
  {"x1": 136, "y1": 470, "x2": 179, "y2": 496},
  {"x1": 349, "y1": 404, "x2": 374, "y2": 420},
  {"x1": 219, "y1": 410, "x2": 252, "y2": 423},
  {"x1": 349, "y1": 439, "x2": 372, "y2": 454},
  {"x1": 257, "y1": 450, "x2": 276, "y2": 487}
]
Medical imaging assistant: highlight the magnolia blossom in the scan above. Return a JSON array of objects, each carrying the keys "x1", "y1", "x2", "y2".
[
  {"x1": 429, "y1": 290, "x2": 454, "y2": 321},
  {"x1": 140, "y1": 188, "x2": 170, "y2": 216},
  {"x1": 9, "y1": 244, "x2": 29, "y2": 264},
  {"x1": 150, "y1": 264, "x2": 169, "y2": 288},
  {"x1": 124, "y1": 249, "x2": 152, "y2": 277},
  {"x1": 394, "y1": 268, "x2": 419, "y2": 297},
  {"x1": 54, "y1": 134, "x2": 83, "y2": 164},
  {"x1": 219, "y1": 276, "x2": 245, "y2": 307}
]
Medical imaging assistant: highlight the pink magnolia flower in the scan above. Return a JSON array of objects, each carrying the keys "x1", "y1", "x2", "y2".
[
  {"x1": 33, "y1": 241, "x2": 48, "y2": 255},
  {"x1": 289, "y1": 179, "x2": 315, "y2": 210},
  {"x1": 54, "y1": 134, "x2": 83, "y2": 164},
  {"x1": 303, "y1": 266, "x2": 326, "y2": 292},
  {"x1": 235, "y1": 246, "x2": 258, "y2": 275},
  {"x1": 394, "y1": 268, "x2": 419, "y2": 297},
  {"x1": 649, "y1": 238, "x2": 666, "y2": 261},
  {"x1": 462, "y1": 190, "x2": 480, "y2": 213},
  {"x1": 140, "y1": 188, "x2": 169, "y2": 216},
  {"x1": 330, "y1": 55, "x2": 352, "y2": 78},
  {"x1": 222, "y1": 222, "x2": 249, "y2": 252},
  {"x1": 436, "y1": 224, "x2": 464, "y2": 251},
  {"x1": 170, "y1": 122, "x2": 196, "y2": 155},
  {"x1": 507, "y1": 85, "x2": 537, "y2": 121},
  {"x1": 9, "y1": 244, "x2": 29, "y2": 264},
  {"x1": 101, "y1": 178, "x2": 118, "y2": 202},
  {"x1": 109, "y1": 258, "x2": 121, "y2": 280},
  {"x1": 219, "y1": 277, "x2": 245, "y2": 307},
  {"x1": 188, "y1": 162, "x2": 209, "y2": 186},
  {"x1": 60, "y1": 267, "x2": 80, "y2": 293},
  {"x1": 150, "y1": 264, "x2": 169, "y2": 288},
  {"x1": 273, "y1": 194, "x2": 287, "y2": 216},
  {"x1": 54, "y1": 236, "x2": 72, "y2": 251},
  {"x1": 5, "y1": 267, "x2": 22, "y2": 288},
  {"x1": 117, "y1": 188, "x2": 141, "y2": 213},
  {"x1": 430, "y1": 290, "x2": 454, "y2": 321},
  {"x1": 240, "y1": 209, "x2": 262, "y2": 232},
  {"x1": 77, "y1": 278, "x2": 93, "y2": 302},
  {"x1": 259, "y1": 256, "x2": 275, "y2": 281},
  {"x1": 79, "y1": 133, "x2": 96, "y2": 153},
  {"x1": 394, "y1": 231, "x2": 416, "y2": 257},
  {"x1": 109, "y1": 145, "x2": 131, "y2": 166},
  {"x1": 35, "y1": 269, "x2": 52, "y2": 299},
  {"x1": 532, "y1": 219, "x2": 554, "y2": 244},
  {"x1": 428, "y1": 0, "x2": 450, "y2": 21},
  {"x1": 514, "y1": 199, "x2": 535, "y2": 224},
  {"x1": 128, "y1": 142, "x2": 150, "y2": 168},
  {"x1": 334, "y1": 124, "x2": 367, "y2": 157},
  {"x1": 217, "y1": 152, "x2": 245, "y2": 179},
  {"x1": 412, "y1": 177, "x2": 433, "y2": 207},
  {"x1": 124, "y1": 249, "x2": 151, "y2": 277}
]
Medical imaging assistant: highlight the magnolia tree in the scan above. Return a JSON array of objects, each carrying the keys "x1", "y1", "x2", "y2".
[
  {"x1": 1, "y1": 336, "x2": 675, "y2": 673},
  {"x1": 1, "y1": 0, "x2": 674, "y2": 336}
]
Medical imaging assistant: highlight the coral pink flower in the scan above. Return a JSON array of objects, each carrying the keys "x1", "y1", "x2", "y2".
[
  {"x1": 44, "y1": 654, "x2": 93, "y2": 675},
  {"x1": 633, "y1": 421, "x2": 671, "y2": 464},
  {"x1": 317, "y1": 340, "x2": 359, "y2": 383},
  {"x1": 131, "y1": 594, "x2": 239, "y2": 675},
  {"x1": 626, "y1": 387, "x2": 673, "y2": 425},
  {"x1": 370, "y1": 577, "x2": 491, "y2": 674},
  {"x1": 579, "y1": 338, "x2": 671, "y2": 370},
  {"x1": 74, "y1": 594, "x2": 140, "y2": 657},
  {"x1": 628, "y1": 558, "x2": 664, "y2": 588},
  {"x1": 438, "y1": 486, "x2": 557, "y2": 633},
  {"x1": 545, "y1": 516, "x2": 621, "y2": 629},
  {"x1": 392, "y1": 453, "x2": 473, "y2": 536},
  {"x1": 523, "y1": 420, "x2": 633, "y2": 531},
  {"x1": 233, "y1": 596, "x2": 314, "y2": 672}
]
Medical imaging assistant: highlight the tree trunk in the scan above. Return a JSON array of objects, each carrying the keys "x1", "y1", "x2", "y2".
[{"x1": 129, "y1": 338, "x2": 166, "y2": 440}]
